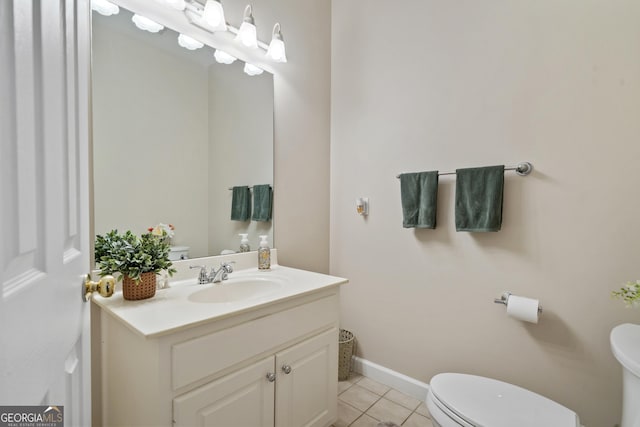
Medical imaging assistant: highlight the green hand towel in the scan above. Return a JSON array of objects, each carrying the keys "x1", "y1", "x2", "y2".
[
  {"x1": 231, "y1": 186, "x2": 251, "y2": 221},
  {"x1": 455, "y1": 165, "x2": 504, "y2": 232},
  {"x1": 252, "y1": 184, "x2": 272, "y2": 222},
  {"x1": 399, "y1": 171, "x2": 439, "y2": 228}
]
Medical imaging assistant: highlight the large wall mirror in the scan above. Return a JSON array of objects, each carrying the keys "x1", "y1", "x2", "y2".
[{"x1": 91, "y1": 8, "x2": 274, "y2": 259}]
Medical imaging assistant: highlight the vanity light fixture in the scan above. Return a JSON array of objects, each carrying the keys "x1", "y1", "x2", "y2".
[
  {"x1": 164, "y1": 0, "x2": 186, "y2": 11},
  {"x1": 132, "y1": 14, "x2": 164, "y2": 33},
  {"x1": 91, "y1": 0, "x2": 119, "y2": 16},
  {"x1": 243, "y1": 62, "x2": 263, "y2": 76},
  {"x1": 202, "y1": 0, "x2": 227, "y2": 31},
  {"x1": 214, "y1": 49, "x2": 237, "y2": 64},
  {"x1": 178, "y1": 34, "x2": 204, "y2": 50},
  {"x1": 235, "y1": 5, "x2": 258, "y2": 49},
  {"x1": 266, "y1": 23, "x2": 287, "y2": 63}
]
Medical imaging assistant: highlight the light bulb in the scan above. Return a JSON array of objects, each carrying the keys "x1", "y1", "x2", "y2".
[
  {"x1": 91, "y1": 0, "x2": 119, "y2": 16},
  {"x1": 214, "y1": 50, "x2": 237, "y2": 64},
  {"x1": 235, "y1": 5, "x2": 258, "y2": 49},
  {"x1": 202, "y1": 0, "x2": 227, "y2": 31},
  {"x1": 266, "y1": 39, "x2": 286, "y2": 62},
  {"x1": 236, "y1": 23, "x2": 257, "y2": 48},
  {"x1": 243, "y1": 63, "x2": 263, "y2": 76},
  {"x1": 266, "y1": 23, "x2": 287, "y2": 63},
  {"x1": 178, "y1": 34, "x2": 204, "y2": 50},
  {"x1": 132, "y1": 14, "x2": 164, "y2": 33}
]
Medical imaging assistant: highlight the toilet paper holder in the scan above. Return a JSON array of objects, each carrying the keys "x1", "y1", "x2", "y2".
[{"x1": 494, "y1": 292, "x2": 543, "y2": 314}]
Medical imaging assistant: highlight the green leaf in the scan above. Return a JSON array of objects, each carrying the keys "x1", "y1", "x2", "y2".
[{"x1": 95, "y1": 229, "x2": 175, "y2": 280}]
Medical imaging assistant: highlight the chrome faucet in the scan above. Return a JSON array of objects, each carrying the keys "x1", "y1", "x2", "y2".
[
  {"x1": 190, "y1": 262, "x2": 235, "y2": 284},
  {"x1": 210, "y1": 261, "x2": 235, "y2": 283},
  {"x1": 190, "y1": 265, "x2": 209, "y2": 284}
]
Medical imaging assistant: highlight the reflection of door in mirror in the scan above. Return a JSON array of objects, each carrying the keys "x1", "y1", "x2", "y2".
[{"x1": 91, "y1": 9, "x2": 274, "y2": 259}]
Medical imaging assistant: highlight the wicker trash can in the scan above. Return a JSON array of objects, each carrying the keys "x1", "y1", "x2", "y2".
[{"x1": 338, "y1": 329, "x2": 355, "y2": 381}]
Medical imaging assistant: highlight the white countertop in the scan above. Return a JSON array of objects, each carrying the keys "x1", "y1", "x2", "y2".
[{"x1": 92, "y1": 263, "x2": 347, "y2": 338}]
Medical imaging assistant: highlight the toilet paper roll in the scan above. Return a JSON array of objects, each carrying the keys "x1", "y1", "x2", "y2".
[{"x1": 506, "y1": 295, "x2": 540, "y2": 323}]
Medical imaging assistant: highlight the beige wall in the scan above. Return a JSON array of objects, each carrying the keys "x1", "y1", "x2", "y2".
[
  {"x1": 330, "y1": 1, "x2": 640, "y2": 426},
  {"x1": 266, "y1": 0, "x2": 332, "y2": 272}
]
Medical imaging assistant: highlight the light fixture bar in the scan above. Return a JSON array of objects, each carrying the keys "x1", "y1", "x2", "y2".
[{"x1": 183, "y1": 1, "x2": 269, "y2": 50}]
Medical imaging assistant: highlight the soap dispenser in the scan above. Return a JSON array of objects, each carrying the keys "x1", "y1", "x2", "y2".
[
  {"x1": 258, "y1": 235, "x2": 271, "y2": 270},
  {"x1": 239, "y1": 234, "x2": 250, "y2": 252}
]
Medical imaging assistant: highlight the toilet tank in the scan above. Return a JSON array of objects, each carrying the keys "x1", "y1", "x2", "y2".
[{"x1": 610, "y1": 323, "x2": 640, "y2": 427}]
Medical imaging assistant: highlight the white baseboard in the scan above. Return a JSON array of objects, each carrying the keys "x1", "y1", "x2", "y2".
[{"x1": 351, "y1": 356, "x2": 429, "y2": 402}]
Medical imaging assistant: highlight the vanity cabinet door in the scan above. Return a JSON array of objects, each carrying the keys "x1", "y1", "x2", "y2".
[
  {"x1": 275, "y1": 328, "x2": 338, "y2": 427},
  {"x1": 173, "y1": 356, "x2": 275, "y2": 427}
]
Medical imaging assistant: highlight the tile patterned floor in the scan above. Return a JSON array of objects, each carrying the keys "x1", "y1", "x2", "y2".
[{"x1": 332, "y1": 374, "x2": 434, "y2": 427}]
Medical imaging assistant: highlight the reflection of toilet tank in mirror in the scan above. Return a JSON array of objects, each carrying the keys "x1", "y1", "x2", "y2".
[
  {"x1": 169, "y1": 246, "x2": 190, "y2": 261},
  {"x1": 91, "y1": 8, "x2": 274, "y2": 260}
]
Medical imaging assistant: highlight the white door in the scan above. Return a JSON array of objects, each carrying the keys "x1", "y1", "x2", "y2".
[
  {"x1": 0, "y1": 0, "x2": 92, "y2": 426},
  {"x1": 173, "y1": 356, "x2": 276, "y2": 427},
  {"x1": 275, "y1": 328, "x2": 338, "y2": 427}
]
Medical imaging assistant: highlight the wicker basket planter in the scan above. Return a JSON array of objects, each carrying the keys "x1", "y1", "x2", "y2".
[{"x1": 122, "y1": 272, "x2": 156, "y2": 301}]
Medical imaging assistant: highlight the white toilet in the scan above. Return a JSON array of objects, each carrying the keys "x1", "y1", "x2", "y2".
[
  {"x1": 610, "y1": 323, "x2": 640, "y2": 427},
  {"x1": 427, "y1": 373, "x2": 580, "y2": 427},
  {"x1": 168, "y1": 245, "x2": 190, "y2": 261}
]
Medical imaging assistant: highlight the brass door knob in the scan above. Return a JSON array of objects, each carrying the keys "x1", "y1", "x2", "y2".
[{"x1": 83, "y1": 274, "x2": 115, "y2": 302}]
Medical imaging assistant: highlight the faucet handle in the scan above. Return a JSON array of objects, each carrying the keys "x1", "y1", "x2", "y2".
[
  {"x1": 221, "y1": 261, "x2": 235, "y2": 273},
  {"x1": 190, "y1": 265, "x2": 208, "y2": 284}
]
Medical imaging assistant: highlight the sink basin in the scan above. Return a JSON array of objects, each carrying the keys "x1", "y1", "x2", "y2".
[{"x1": 188, "y1": 274, "x2": 287, "y2": 303}]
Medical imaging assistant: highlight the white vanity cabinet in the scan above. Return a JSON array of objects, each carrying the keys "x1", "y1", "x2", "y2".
[
  {"x1": 173, "y1": 329, "x2": 336, "y2": 427},
  {"x1": 97, "y1": 284, "x2": 341, "y2": 427}
]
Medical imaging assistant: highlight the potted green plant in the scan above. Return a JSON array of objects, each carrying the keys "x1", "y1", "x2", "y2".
[
  {"x1": 95, "y1": 230, "x2": 177, "y2": 300},
  {"x1": 612, "y1": 280, "x2": 640, "y2": 307}
]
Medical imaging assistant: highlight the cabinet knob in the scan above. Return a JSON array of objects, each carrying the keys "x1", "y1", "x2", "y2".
[
  {"x1": 281, "y1": 365, "x2": 292, "y2": 375},
  {"x1": 266, "y1": 372, "x2": 276, "y2": 382}
]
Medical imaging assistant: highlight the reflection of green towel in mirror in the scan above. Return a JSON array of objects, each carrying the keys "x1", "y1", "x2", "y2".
[
  {"x1": 252, "y1": 184, "x2": 272, "y2": 222},
  {"x1": 231, "y1": 186, "x2": 251, "y2": 221},
  {"x1": 455, "y1": 165, "x2": 504, "y2": 232},
  {"x1": 399, "y1": 171, "x2": 439, "y2": 228}
]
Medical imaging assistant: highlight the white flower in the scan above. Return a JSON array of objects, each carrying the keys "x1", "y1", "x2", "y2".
[{"x1": 149, "y1": 223, "x2": 175, "y2": 239}]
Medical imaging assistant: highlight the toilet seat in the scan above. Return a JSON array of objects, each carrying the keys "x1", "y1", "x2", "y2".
[{"x1": 428, "y1": 373, "x2": 580, "y2": 427}]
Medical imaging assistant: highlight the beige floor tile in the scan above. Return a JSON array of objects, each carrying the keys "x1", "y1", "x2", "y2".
[
  {"x1": 335, "y1": 401, "x2": 363, "y2": 427},
  {"x1": 401, "y1": 413, "x2": 433, "y2": 427},
  {"x1": 414, "y1": 402, "x2": 431, "y2": 418},
  {"x1": 347, "y1": 372, "x2": 364, "y2": 383},
  {"x1": 357, "y1": 377, "x2": 391, "y2": 396},
  {"x1": 384, "y1": 389, "x2": 422, "y2": 411},
  {"x1": 339, "y1": 380, "x2": 355, "y2": 394},
  {"x1": 339, "y1": 384, "x2": 381, "y2": 412},
  {"x1": 350, "y1": 414, "x2": 380, "y2": 427},
  {"x1": 365, "y1": 398, "x2": 412, "y2": 425}
]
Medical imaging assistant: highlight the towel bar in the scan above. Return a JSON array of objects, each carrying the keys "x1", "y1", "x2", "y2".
[{"x1": 396, "y1": 162, "x2": 533, "y2": 178}]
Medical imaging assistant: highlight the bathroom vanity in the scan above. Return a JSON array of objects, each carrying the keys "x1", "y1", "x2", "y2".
[{"x1": 92, "y1": 254, "x2": 347, "y2": 427}]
